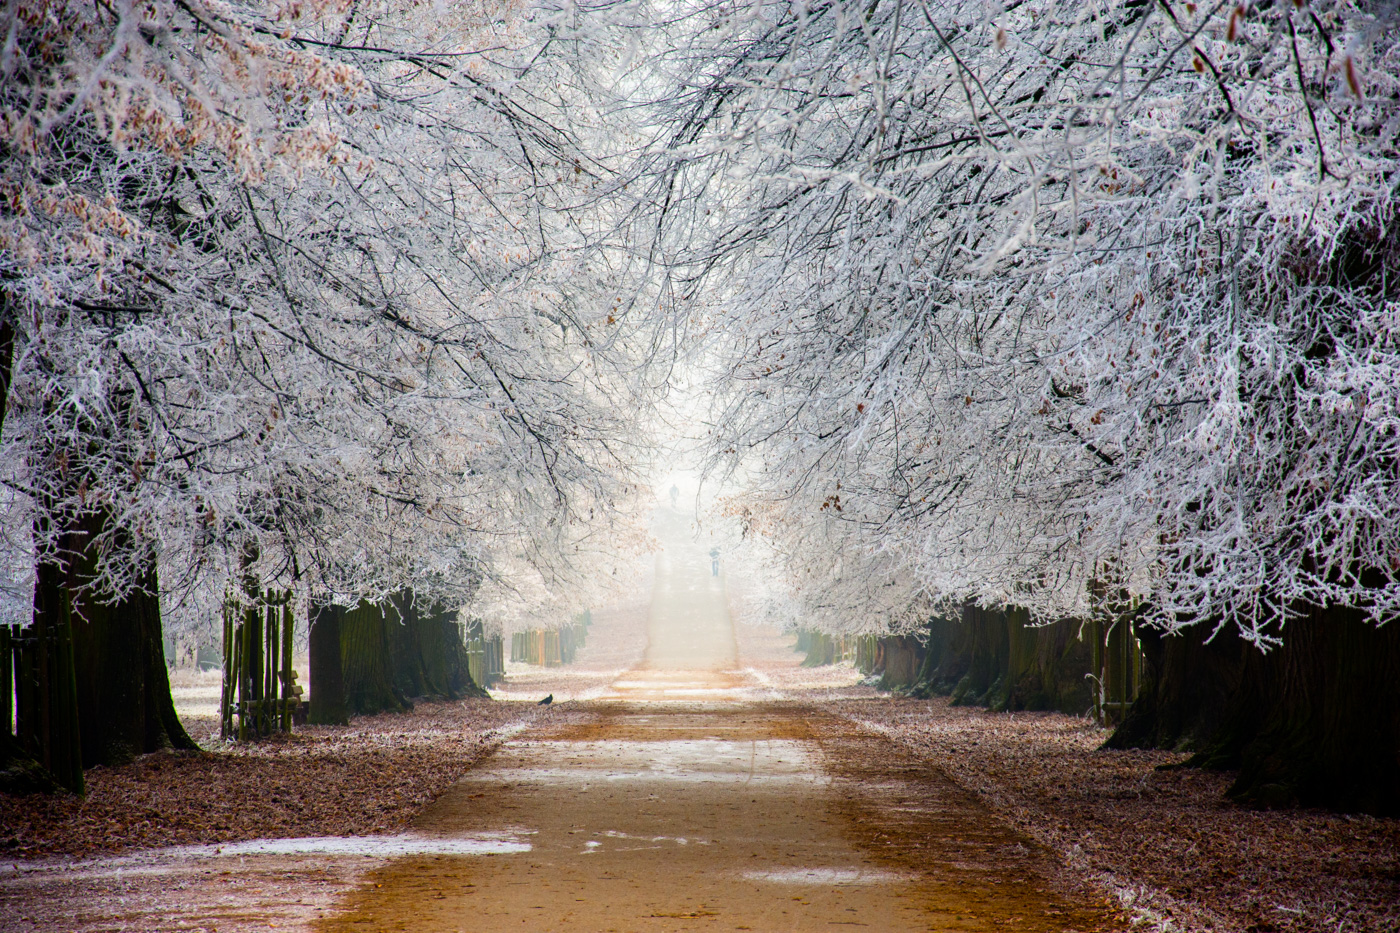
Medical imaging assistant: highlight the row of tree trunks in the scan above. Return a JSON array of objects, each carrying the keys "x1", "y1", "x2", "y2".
[
  {"x1": 796, "y1": 630, "x2": 882, "y2": 669},
  {"x1": 797, "y1": 607, "x2": 1124, "y2": 718},
  {"x1": 852, "y1": 634, "x2": 879, "y2": 675},
  {"x1": 464, "y1": 618, "x2": 505, "y2": 688},
  {"x1": 908, "y1": 607, "x2": 1097, "y2": 716},
  {"x1": 510, "y1": 617, "x2": 590, "y2": 667},
  {"x1": 797, "y1": 630, "x2": 841, "y2": 667},
  {"x1": 1108, "y1": 607, "x2": 1400, "y2": 815},
  {"x1": 308, "y1": 594, "x2": 486, "y2": 725}
]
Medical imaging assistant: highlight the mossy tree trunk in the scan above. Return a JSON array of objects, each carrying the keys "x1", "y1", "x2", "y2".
[
  {"x1": 949, "y1": 603, "x2": 1010, "y2": 706},
  {"x1": 386, "y1": 592, "x2": 485, "y2": 701},
  {"x1": 909, "y1": 614, "x2": 961, "y2": 696},
  {"x1": 800, "y1": 630, "x2": 839, "y2": 666},
  {"x1": 1105, "y1": 621, "x2": 1249, "y2": 753},
  {"x1": 910, "y1": 610, "x2": 1094, "y2": 714},
  {"x1": 877, "y1": 635, "x2": 923, "y2": 691},
  {"x1": 996, "y1": 612, "x2": 1096, "y2": 715}
]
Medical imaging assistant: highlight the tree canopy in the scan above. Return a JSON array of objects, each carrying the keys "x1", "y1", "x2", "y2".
[{"x1": 1, "y1": 0, "x2": 1397, "y2": 685}]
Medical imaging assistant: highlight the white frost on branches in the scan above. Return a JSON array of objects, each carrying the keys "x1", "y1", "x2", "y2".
[
  {"x1": 0, "y1": 0, "x2": 655, "y2": 635},
  {"x1": 619, "y1": 0, "x2": 1400, "y2": 642}
]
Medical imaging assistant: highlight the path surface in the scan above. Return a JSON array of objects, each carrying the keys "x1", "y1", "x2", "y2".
[{"x1": 317, "y1": 512, "x2": 1118, "y2": 933}]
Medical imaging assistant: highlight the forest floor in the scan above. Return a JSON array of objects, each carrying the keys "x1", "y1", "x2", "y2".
[{"x1": 1, "y1": 609, "x2": 1396, "y2": 933}]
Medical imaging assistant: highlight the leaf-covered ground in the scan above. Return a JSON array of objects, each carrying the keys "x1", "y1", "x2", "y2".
[
  {"x1": 833, "y1": 697, "x2": 1400, "y2": 933},
  {"x1": 0, "y1": 699, "x2": 561, "y2": 860}
]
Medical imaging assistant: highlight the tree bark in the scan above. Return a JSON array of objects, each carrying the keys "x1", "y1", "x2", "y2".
[
  {"x1": 67, "y1": 513, "x2": 194, "y2": 767},
  {"x1": 386, "y1": 593, "x2": 485, "y2": 701},
  {"x1": 950, "y1": 603, "x2": 1010, "y2": 706},
  {"x1": 340, "y1": 600, "x2": 409, "y2": 716},
  {"x1": 308, "y1": 601, "x2": 348, "y2": 725},
  {"x1": 911, "y1": 610, "x2": 1094, "y2": 715},
  {"x1": 1105, "y1": 621, "x2": 1247, "y2": 753},
  {"x1": 18, "y1": 523, "x2": 85, "y2": 795},
  {"x1": 877, "y1": 635, "x2": 922, "y2": 691}
]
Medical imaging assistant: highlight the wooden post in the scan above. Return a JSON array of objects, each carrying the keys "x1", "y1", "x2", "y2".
[
  {"x1": 281, "y1": 599, "x2": 294, "y2": 733},
  {"x1": 1, "y1": 624, "x2": 11, "y2": 740},
  {"x1": 220, "y1": 595, "x2": 234, "y2": 740}
]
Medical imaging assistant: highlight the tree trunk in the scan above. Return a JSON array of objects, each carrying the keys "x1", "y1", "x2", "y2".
[
  {"x1": 877, "y1": 635, "x2": 923, "y2": 691},
  {"x1": 421, "y1": 604, "x2": 485, "y2": 699},
  {"x1": 950, "y1": 603, "x2": 1010, "y2": 706},
  {"x1": 308, "y1": 602, "x2": 348, "y2": 725},
  {"x1": 387, "y1": 591, "x2": 427, "y2": 699},
  {"x1": 1105, "y1": 621, "x2": 1245, "y2": 753},
  {"x1": 140, "y1": 561, "x2": 195, "y2": 755},
  {"x1": 384, "y1": 592, "x2": 485, "y2": 701},
  {"x1": 340, "y1": 600, "x2": 409, "y2": 716},
  {"x1": 998, "y1": 613, "x2": 1095, "y2": 715},
  {"x1": 18, "y1": 526, "x2": 85, "y2": 795},
  {"x1": 67, "y1": 513, "x2": 194, "y2": 767},
  {"x1": 911, "y1": 613, "x2": 970, "y2": 697}
]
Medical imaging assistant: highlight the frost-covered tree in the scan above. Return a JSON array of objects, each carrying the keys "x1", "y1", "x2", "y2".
[
  {"x1": 623, "y1": 0, "x2": 1400, "y2": 811},
  {"x1": 0, "y1": 0, "x2": 650, "y2": 785}
]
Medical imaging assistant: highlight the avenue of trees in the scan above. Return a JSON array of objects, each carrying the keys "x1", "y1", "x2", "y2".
[
  {"x1": 2, "y1": 0, "x2": 1398, "y2": 814},
  {"x1": 617, "y1": 0, "x2": 1399, "y2": 812}
]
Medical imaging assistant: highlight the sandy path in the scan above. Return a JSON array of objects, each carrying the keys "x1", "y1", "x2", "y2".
[{"x1": 315, "y1": 514, "x2": 1120, "y2": 933}]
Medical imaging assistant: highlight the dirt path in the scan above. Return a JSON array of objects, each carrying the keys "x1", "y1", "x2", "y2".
[
  {"x1": 0, "y1": 513, "x2": 1124, "y2": 932},
  {"x1": 315, "y1": 514, "x2": 1120, "y2": 933}
]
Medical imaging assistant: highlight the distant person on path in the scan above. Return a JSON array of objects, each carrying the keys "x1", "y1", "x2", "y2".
[
  {"x1": 710, "y1": 547, "x2": 719, "y2": 576},
  {"x1": 670, "y1": 484, "x2": 680, "y2": 509}
]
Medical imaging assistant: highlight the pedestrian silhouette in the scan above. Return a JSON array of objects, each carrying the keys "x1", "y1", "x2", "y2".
[
  {"x1": 710, "y1": 547, "x2": 719, "y2": 576},
  {"x1": 670, "y1": 484, "x2": 680, "y2": 509}
]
